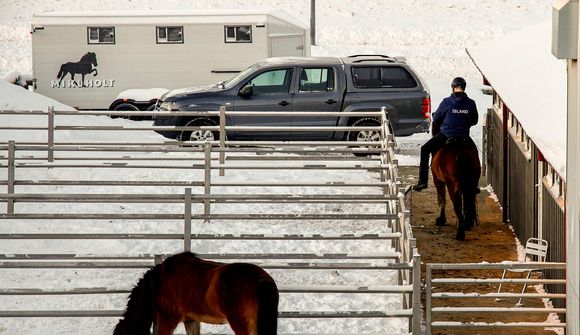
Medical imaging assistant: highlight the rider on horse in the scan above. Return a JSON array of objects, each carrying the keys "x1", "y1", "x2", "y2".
[{"x1": 412, "y1": 77, "x2": 479, "y2": 192}]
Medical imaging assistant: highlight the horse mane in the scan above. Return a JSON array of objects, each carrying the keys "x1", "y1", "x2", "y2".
[{"x1": 113, "y1": 264, "x2": 162, "y2": 335}]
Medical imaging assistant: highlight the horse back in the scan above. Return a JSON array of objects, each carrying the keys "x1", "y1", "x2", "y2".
[
  {"x1": 156, "y1": 252, "x2": 277, "y2": 325},
  {"x1": 432, "y1": 138, "x2": 480, "y2": 182}
]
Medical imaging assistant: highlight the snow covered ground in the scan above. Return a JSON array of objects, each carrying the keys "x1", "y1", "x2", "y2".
[
  {"x1": 0, "y1": 0, "x2": 556, "y2": 334},
  {"x1": 0, "y1": 0, "x2": 554, "y2": 162}
]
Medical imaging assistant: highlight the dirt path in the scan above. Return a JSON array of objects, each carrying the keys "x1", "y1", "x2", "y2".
[{"x1": 399, "y1": 166, "x2": 558, "y2": 335}]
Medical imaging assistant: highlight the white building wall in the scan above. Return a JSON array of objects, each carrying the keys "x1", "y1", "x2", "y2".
[
  {"x1": 562, "y1": 1, "x2": 580, "y2": 330},
  {"x1": 567, "y1": 56, "x2": 580, "y2": 335}
]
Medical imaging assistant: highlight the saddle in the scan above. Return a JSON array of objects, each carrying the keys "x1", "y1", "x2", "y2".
[{"x1": 445, "y1": 136, "x2": 469, "y2": 145}]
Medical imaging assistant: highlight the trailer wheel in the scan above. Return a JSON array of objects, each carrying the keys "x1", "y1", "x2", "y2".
[
  {"x1": 180, "y1": 117, "x2": 219, "y2": 143},
  {"x1": 347, "y1": 118, "x2": 381, "y2": 156},
  {"x1": 113, "y1": 103, "x2": 142, "y2": 120}
]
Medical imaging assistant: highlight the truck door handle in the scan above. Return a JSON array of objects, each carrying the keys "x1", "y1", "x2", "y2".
[
  {"x1": 278, "y1": 101, "x2": 290, "y2": 106},
  {"x1": 325, "y1": 99, "x2": 337, "y2": 104}
]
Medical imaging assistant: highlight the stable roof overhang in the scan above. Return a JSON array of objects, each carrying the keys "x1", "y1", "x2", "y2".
[{"x1": 467, "y1": 21, "x2": 567, "y2": 178}]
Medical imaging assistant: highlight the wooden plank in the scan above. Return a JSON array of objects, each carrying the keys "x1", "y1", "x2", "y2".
[
  {"x1": 432, "y1": 307, "x2": 566, "y2": 313},
  {"x1": 432, "y1": 292, "x2": 567, "y2": 299},
  {"x1": 431, "y1": 321, "x2": 566, "y2": 328}
]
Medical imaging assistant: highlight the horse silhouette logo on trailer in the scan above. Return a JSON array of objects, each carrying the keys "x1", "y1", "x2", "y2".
[
  {"x1": 52, "y1": 52, "x2": 114, "y2": 88},
  {"x1": 56, "y1": 52, "x2": 98, "y2": 86}
]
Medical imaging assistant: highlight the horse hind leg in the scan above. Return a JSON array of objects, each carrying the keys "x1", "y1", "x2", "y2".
[
  {"x1": 434, "y1": 179, "x2": 447, "y2": 226},
  {"x1": 449, "y1": 184, "x2": 465, "y2": 241},
  {"x1": 463, "y1": 190, "x2": 477, "y2": 231},
  {"x1": 227, "y1": 315, "x2": 256, "y2": 335},
  {"x1": 225, "y1": 302, "x2": 259, "y2": 335},
  {"x1": 156, "y1": 315, "x2": 181, "y2": 335},
  {"x1": 184, "y1": 320, "x2": 201, "y2": 335}
]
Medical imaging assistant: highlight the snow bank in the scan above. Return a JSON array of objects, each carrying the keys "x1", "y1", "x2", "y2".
[
  {"x1": 0, "y1": 78, "x2": 75, "y2": 111},
  {"x1": 468, "y1": 21, "x2": 567, "y2": 177},
  {"x1": 0, "y1": 79, "x2": 171, "y2": 143}
]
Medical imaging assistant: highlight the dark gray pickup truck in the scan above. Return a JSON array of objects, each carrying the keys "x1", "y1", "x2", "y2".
[{"x1": 153, "y1": 55, "x2": 431, "y2": 141}]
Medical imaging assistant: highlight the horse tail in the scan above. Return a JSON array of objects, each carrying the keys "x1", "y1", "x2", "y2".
[
  {"x1": 456, "y1": 141, "x2": 481, "y2": 228},
  {"x1": 113, "y1": 264, "x2": 161, "y2": 335},
  {"x1": 454, "y1": 141, "x2": 478, "y2": 195},
  {"x1": 57, "y1": 65, "x2": 65, "y2": 80},
  {"x1": 457, "y1": 149, "x2": 472, "y2": 193},
  {"x1": 257, "y1": 278, "x2": 279, "y2": 335}
]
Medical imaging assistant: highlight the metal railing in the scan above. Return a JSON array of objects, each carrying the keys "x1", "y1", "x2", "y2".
[
  {"x1": 425, "y1": 262, "x2": 567, "y2": 334},
  {"x1": 0, "y1": 106, "x2": 421, "y2": 334}
]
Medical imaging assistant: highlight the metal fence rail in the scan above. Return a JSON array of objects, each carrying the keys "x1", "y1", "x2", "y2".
[
  {"x1": 0, "y1": 106, "x2": 421, "y2": 334},
  {"x1": 425, "y1": 262, "x2": 567, "y2": 334}
]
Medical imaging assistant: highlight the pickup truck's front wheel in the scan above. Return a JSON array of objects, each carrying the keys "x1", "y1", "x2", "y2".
[{"x1": 180, "y1": 117, "x2": 219, "y2": 142}]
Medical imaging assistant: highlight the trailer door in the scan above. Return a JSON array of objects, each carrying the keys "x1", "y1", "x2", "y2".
[{"x1": 269, "y1": 35, "x2": 305, "y2": 57}]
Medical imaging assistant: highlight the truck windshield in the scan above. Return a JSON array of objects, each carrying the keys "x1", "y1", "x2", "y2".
[{"x1": 223, "y1": 64, "x2": 259, "y2": 90}]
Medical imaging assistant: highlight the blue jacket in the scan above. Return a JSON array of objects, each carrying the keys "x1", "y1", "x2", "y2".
[{"x1": 432, "y1": 92, "x2": 478, "y2": 138}]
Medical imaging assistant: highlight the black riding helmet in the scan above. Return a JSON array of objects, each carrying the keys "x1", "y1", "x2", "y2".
[{"x1": 451, "y1": 77, "x2": 467, "y2": 90}]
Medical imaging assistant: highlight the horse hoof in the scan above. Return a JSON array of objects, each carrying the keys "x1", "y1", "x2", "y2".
[
  {"x1": 456, "y1": 233, "x2": 465, "y2": 241},
  {"x1": 435, "y1": 218, "x2": 446, "y2": 226}
]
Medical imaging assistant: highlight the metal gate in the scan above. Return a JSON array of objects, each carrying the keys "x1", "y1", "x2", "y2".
[{"x1": 0, "y1": 107, "x2": 421, "y2": 334}]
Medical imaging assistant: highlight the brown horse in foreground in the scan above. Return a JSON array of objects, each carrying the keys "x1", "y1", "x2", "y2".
[
  {"x1": 113, "y1": 252, "x2": 279, "y2": 335},
  {"x1": 431, "y1": 137, "x2": 481, "y2": 241}
]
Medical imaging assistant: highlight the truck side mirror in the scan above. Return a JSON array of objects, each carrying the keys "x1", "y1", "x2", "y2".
[{"x1": 238, "y1": 85, "x2": 253, "y2": 97}]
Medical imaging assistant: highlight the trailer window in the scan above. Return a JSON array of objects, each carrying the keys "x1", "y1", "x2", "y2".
[
  {"x1": 157, "y1": 26, "x2": 183, "y2": 44},
  {"x1": 224, "y1": 25, "x2": 252, "y2": 43},
  {"x1": 87, "y1": 27, "x2": 115, "y2": 44}
]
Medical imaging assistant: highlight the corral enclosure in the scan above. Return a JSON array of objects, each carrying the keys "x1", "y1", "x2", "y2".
[{"x1": 0, "y1": 108, "x2": 420, "y2": 334}]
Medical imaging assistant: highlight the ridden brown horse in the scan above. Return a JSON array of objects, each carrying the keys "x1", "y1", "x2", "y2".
[
  {"x1": 431, "y1": 136, "x2": 481, "y2": 241},
  {"x1": 113, "y1": 252, "x2": 279, "y2": 335}
]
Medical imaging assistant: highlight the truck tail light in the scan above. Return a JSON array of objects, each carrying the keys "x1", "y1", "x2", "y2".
[{"x1": 422, "y1": 97, "x2": 431, "y2": 119}]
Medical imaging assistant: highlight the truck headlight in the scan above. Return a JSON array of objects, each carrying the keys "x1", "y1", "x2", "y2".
[{"x1": 158, "y1": 101, "x2": 176, "y2": 111}]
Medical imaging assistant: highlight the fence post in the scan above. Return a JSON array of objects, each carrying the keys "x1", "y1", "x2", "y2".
[
  {"x1": 380, "y1": 106, "x2": 387, "y2": 141},
  {"x1": 412, "y1": 250, "x2": 422, "y2": 335},
  {"x1": 219, "y1": 106, "x2": 226, "y2": 176},
  {"x1": 204, "y1": 142, "x2": 211, "y2": 223},
  {"x1": 7, "y1": 140, "x2": 15, "y2": 215},
  {"x1": 426, "y1": 264, "x2": 432, "y2": 335},
  {"x1": 47, "y1": 106, "x2": 54, "y2": 162},
  {"x1": 152, "y1": 255, "x2": 163, "y2": 335},
  {"x1": 184, "y1": 188, "x2": 192, "y2": 252}
]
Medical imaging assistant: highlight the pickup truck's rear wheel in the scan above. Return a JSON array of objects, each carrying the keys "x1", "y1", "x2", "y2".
[
  {"x1": 180, "y1": 117, "x2": 219, "y2": 142},
  {"x1": 347, "y1": 118, "x2": 381, "y2": 156}
]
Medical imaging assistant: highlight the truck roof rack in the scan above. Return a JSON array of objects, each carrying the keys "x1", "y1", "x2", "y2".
[
  {"x1": 347, "y1": 54, "x2": 391, "y2": 58},
  {"x1": 346, "y1": 55, "x2": 398, "y2": 63}
]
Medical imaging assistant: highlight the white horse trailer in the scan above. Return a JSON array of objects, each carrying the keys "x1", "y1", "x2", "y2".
[{"x1": 31, "y1": 10, "x2": 310, "y2": 110}]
